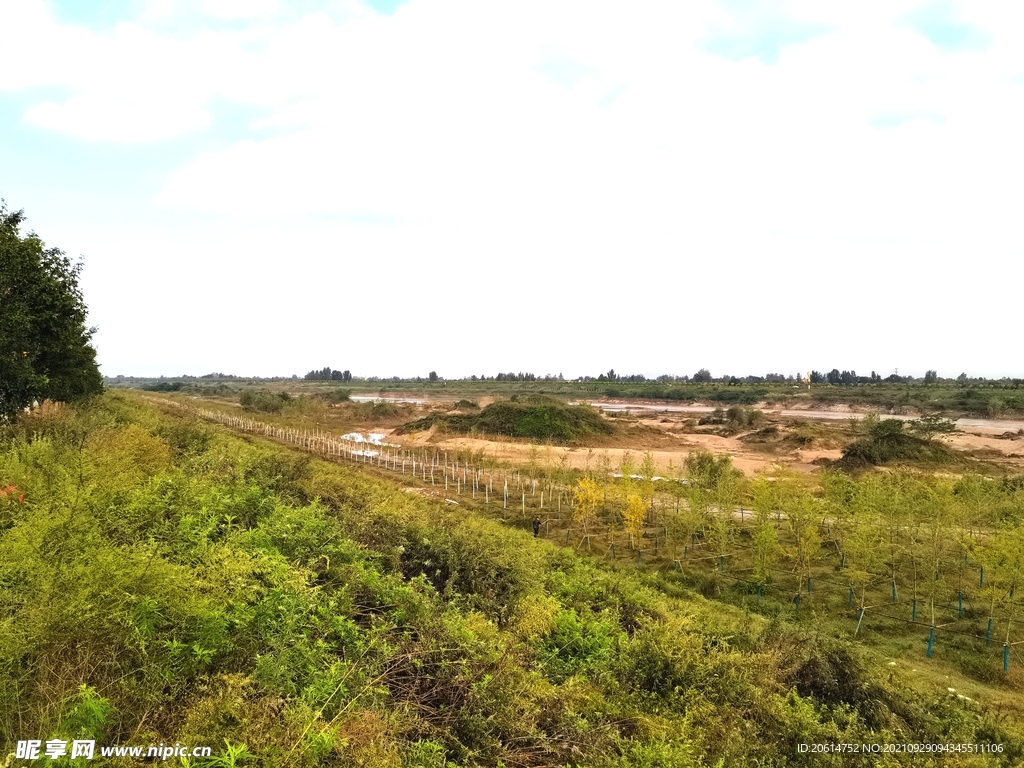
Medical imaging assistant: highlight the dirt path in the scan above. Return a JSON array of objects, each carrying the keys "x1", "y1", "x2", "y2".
[{"x1": 397, "y1": 429, "x2": 809, "y2": 477}]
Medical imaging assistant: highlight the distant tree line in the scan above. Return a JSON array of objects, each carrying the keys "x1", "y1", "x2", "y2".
[
  {"x1": 304, "y1": 367, "x2": 352, "y2": 381},
  {"x1": 578, "y1": 368, "x2": 804, "y2": 385},
  {"x1": 587, "y1": 368, "x2": 1005, "y2": 387},
  {"x1": 464, "y1": 373, "x2": 566, "y2": 382},
  {"x1": 200, "y1": 372, "x2": 245, "y2": 380},
  {"x1": 269, "y1": 368, "x2": 1023, "y2": 389}
]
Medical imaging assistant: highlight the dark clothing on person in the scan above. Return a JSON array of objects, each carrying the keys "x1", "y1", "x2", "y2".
[{"x1": 532, "y1": 517, "x2": 541, "y2": 536}]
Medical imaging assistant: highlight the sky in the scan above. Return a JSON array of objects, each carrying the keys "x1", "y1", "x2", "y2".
[{"x1": 1, "y1": 0, "x2": 1022, "y2": 380}]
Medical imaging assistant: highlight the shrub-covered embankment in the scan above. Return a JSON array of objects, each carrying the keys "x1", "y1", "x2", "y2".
[
  {"x1": 1, "y1": 393, "x2": 1021, "y2": 766},
  {"x1": 400, "y1": 395, "x2": 613, "y2": 443}
]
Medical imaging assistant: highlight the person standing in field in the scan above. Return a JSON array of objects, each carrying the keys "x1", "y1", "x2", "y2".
[{"x1": 532, "y1": 516, "x2": 541, "y2": 537}]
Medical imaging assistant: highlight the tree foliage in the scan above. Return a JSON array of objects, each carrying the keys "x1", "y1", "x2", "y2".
[
  {"x1": 0, "y1": 203, "x2": 102, "y2": 419},
  {"x1": 907, "y1": 413, "x2": 958, "y2": 441},
  {"x1": 303, "y1": 367, "x2": 351, "y2": 381},
  {"x1": 572, "y1": 475, "x2": 602, "y2": 532},
  {"x1": 683, "y1": 450, "x2": 736, "y2": 491}
]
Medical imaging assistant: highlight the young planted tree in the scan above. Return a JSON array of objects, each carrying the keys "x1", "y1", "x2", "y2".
[
  {"x1": 706, "y1": 463, "x2": 741, "y2": 573},
  {"x1": 872, "y1": 473, "x2": 917, "y2": 603},
  {"x1": 639, "y1": 451, "x2": 658, "y2": 522},
  {"x1": 843, "y1": 497, "x2": 886, "y2": 628},
  {"x1": 780, "y1": 484, "x2": 822, "y2": 599},
  {"x1": 572, "y1": 475, "x2": 602, "y2": 533},
  {"x1": 920, "y1": 488, "x2": 957, "y2": 631},
  {"x1": 623, "y1": 492, "x2": 648, "y2": 550},
  {"x1": 619, "y1": 450, "x2": 635, "y2": 481},
  {"x1": 666, "y1": 483, "x2": 705, "y2": 563},
  {"x1": 992, "y1": 524, "x2": 1024, "y2": 662},
  {"x1": 820, "y1": 470, "x2": 859, "y2": 567},
  {"x1": 952, "y1": 474, "x2": 998, "y2": 611},
  {"x1": 617, "y1": 452, "x2": 643, "y2": 547},
  {"x1": 526, "y1": 444, "x2": 541, "y2": 479},
  {"x1": 680, "y1": 451, "x2": 737, "y2": 564},
  {"x1": 749, "y1": 476, "x2": 781, "y2": 588},
  {"x1": 976, "y1": 521, "x2": 1015, "y2": 646},
  {"x1": 598, "y1": 451, "x2": 613, "y2": 513},
  {"x1": 901, "y1": 480, "x2": 940, "y2": 621}
]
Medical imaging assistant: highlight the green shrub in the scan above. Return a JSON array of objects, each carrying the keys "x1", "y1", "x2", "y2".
[
  {"x1": 238, "y1": 389, "x2": 288, "y2": 413},
  {"x1": 401, "y1": 396, "x2": 612, "y2": 443},
  {"x1": 537, "y1": 608, "x2": 619, "y2": 681},
  {"x1": 840, "y1": 416, "x2": 954, "y2": 467},
  {"x1": 325, "y1": 388, "x2": 351, "y2": 403},
  {"x1": 143, "y1": 381, "x2": 183, "y2": 392},
  {"x1": 683, "y1": 451, "x2": 737, "y2": 490}
]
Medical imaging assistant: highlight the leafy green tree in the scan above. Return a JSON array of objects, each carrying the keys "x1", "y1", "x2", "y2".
[
  {"x1": 907, "y1": 414, "x2": 957, "y2": 441},
  {"x1": 0, "y1": 204, "x2": 102, "y2": 418}
]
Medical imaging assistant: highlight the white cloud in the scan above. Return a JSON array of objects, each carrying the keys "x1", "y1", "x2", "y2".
[
  {"x1": 5, "y1": 0, "x2": 1024, "y2": 376},
  {"x1": 204, "y1": 0, "x2": 279, "y2": 19},
  {"x1": 26, "y1": 92, "x2": 210, "y2": 143}
]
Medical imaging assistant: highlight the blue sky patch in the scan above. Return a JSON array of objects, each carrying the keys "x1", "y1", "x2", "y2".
[
  {"x1": 701, "y1": 0, "x2": 833, "y2": 65},
  {"x1": 868, "y1": 111, "x2": 946, "y2": 130},
  {"x1": 365, "y1": 0, "x2": 410, "y2": 16},
  {"x1": 0, "y1": 89, "x2": 287, "y2": 233},
  {"x1": 898, "y1": 2, "x2": 991, "y2": 52},
  {"x1": 48, "y1": 0, "x2": 143, "y2": 30}
]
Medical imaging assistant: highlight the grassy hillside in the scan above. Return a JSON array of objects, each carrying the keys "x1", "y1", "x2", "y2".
[{"x1": 2, "y1": 394, "x2": 1021, "y2": 766}]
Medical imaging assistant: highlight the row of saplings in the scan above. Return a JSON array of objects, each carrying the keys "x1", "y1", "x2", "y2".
[{"x1": 565, "y1": 452, "x2": 1024, "y2": 668}]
